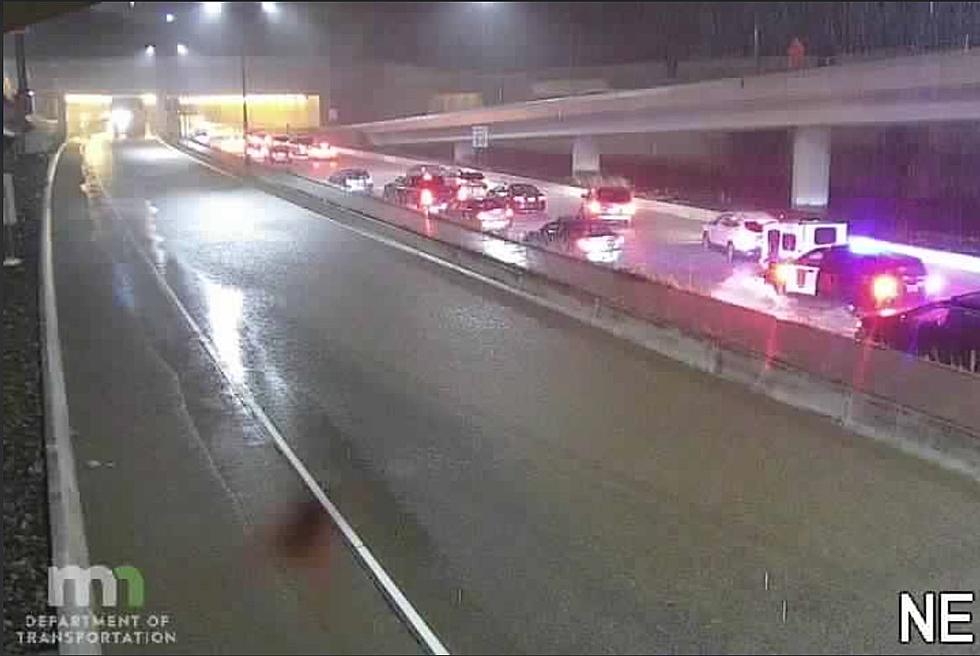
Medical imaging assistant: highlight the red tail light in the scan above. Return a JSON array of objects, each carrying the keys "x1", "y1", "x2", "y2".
[
  {"x1": 420, "y1": 188, "x2": 434, "y2": 206},
  {"x1": 588, "y1": 200, "x2": 602, "y2": 215},
  {"x1": 872, "y1": 274, "x2": 900, "y2": 304}
]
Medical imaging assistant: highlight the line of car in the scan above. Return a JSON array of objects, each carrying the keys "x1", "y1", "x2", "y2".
[
  {"x1": 210, "y1": 140, "x2": 976, "y2": 369},
  {"x1": 241, "y1": 132, "x2": 339, "y2": 163}
]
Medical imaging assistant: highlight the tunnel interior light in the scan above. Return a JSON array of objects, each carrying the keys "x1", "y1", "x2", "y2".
[
  {"x1": 64, "y1": 94, "x2": 113, "y2": 105},
  {"x1": 110, "y1": 108, "x2": 133, "y2": 133},
  {"x1": 178, "y1": 94, "x2": 310, "y2": 105},
  {"x1": 203, "y1": 2, "x2": 223, "y2": 16},
  {"x1": 261, "y1": 2, "x2": 278, "y2": 14},
  {"x1": 145, "y1": 44, "x2": 156, "y2": 56},
  {"x1": 176, "y1": 43, "x2": 189, "y2": 56},
  {"x1": 140, "y1": 93, "x2": 158, "y2": 106},
  {"x1": 165, "y1": 13, "x2": 175, "y2": 23}
]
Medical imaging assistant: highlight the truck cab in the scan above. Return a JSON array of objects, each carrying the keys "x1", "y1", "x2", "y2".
[{"x1": 759, "y1": 217, "x2": 848, "y2": 265}]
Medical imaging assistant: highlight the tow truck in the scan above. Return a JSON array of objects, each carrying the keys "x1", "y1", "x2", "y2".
[
  {"x1": 759, "y1": 216, "x2": 848, "y2": 266},
  {"x1": 764, "y1": 244, "x2": 930, "y2": 312}
]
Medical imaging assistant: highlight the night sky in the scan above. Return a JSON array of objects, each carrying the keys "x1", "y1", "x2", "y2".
[{"x1": 8, "y1": 2, "x2": 980, "y2": 70}]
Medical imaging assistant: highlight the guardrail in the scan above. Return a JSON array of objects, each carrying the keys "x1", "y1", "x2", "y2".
[{"x1": 175, "y1": 138, "x2": 980, "y2": 480}]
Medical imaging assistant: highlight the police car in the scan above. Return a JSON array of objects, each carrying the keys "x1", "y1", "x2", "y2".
[{"x1": 764, "y1": 244, "x2": 929, "y2": 312}]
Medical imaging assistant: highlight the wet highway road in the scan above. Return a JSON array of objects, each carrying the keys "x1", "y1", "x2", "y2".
[{"x1": 85, "y1": 137, "x2": 980, "y2": 653}]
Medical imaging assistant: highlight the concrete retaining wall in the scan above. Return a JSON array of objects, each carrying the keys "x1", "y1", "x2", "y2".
[{"x1": 177, "y1": 139, "x2": 980, "y2": 480}]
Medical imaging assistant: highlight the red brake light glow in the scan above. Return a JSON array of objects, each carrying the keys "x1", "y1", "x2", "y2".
[
  {"x1": 420, "y1": 188, "x2": 434, "y2": 206},
  {"x1": 872, "y1": 274, "x2": 900, "y2": 304},
  {"x1": 589, "y1": 200, "x2": 602, "y2": 214}
]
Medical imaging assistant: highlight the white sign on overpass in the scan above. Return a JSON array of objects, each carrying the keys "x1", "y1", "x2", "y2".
[{"x1": 472, "y1": 125, "x2": 489, "y2": 149}]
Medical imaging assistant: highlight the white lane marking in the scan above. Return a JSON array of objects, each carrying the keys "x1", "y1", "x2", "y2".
[
  {"x1": 42, "y1": 142, "x2": 102, "y2": 656},
  {"x1": 93, "y1": 142, "x2": 450, "y2": 656}
]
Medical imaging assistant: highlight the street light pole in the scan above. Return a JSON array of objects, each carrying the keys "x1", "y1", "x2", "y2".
[
  {"x1": 240, "y1": 43, "x2": 249, "y2": 164},
  {"x1": 240, "y1": 6, "x2": 251, "y2": 165}
]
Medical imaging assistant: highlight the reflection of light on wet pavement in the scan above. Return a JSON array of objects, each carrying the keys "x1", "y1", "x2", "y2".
[
  {"x1": 711, "y1": 269, "x2": 860, "y2": 336},
  {"x1": 480, "y1": 238, "x2": 528, "y2": 267},
  {"x1": 143, "y1": 201, "x2": 167, "y2": 269},
  {"x1": 851, "y1": 235, "x2": 980, "y2": 275},
  {"x1": 198, "y1": 193, "x2": 257, "y2": 241},
  {"x1": 201, "y1": 277, "x2": 247, "y2": 384}
]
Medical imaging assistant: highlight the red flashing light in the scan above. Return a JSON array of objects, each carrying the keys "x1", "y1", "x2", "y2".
[{"x1": 872, "y1": 274, "x2": 900, "y2": 304}]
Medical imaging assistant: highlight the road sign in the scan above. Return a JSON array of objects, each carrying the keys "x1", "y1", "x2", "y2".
[{"x1": 472, "y1": 125, "x2": 489, "y2": 149}]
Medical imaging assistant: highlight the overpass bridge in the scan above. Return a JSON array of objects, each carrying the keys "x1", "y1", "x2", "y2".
[{"x1": 339, "y1": 50, "x2": 980, "y2": 208}]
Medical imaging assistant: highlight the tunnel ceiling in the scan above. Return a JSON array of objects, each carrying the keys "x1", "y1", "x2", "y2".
[{"x1": 3, "y1": 1, "x2": 94, "y2": 33}]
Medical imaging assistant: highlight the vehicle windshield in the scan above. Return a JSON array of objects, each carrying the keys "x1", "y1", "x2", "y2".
[
  {"x1": 511, "y1": 184, "x2": 539, "y2": 195},
  {"x1": 7, "y1": 3, "x2": 979, "y2": 655},
  {"x1": 596, "y1": 187, "x2": 632, "y2": 203},
  {"x1": 408, "y1": 174, "x2": 446, "y2": 187},
  {"x1": 579, "y1": 223, "x2": 618, "y2": 237}
]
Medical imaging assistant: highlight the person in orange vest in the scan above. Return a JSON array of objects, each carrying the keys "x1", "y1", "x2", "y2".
[{"x1": 788, "y1": 37, "x2": 806, "y2": 70}]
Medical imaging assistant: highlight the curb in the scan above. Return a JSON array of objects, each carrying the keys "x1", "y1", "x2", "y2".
[{"x1": 40, "y1": 141, "x2": 101, "y2": 656}]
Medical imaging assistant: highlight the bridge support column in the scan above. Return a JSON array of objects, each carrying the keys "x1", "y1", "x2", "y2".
[
  {"x1": 572, "y1": 135, "x2": 600, "y2": 179},
  {"x1": 453, "y1": 141, "x2": 474, "y2": 164},
  {"x1": 791, "y1": 126, "x2": 831, "y2": 209}
]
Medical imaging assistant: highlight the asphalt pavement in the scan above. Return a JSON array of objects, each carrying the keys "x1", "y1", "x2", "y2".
[
  {"x1": 68, "y1": 135, "x2": 980, "y2": 654},
  {"x1": 54, "y1": 140, "x2": 420, "y2": 654}
]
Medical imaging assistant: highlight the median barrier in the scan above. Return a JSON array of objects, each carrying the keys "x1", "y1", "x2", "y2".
[{"x1": 175, "y1": 139, "x2": 980, "y2": 479}]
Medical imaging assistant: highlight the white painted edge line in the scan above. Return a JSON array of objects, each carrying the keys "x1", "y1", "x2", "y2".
[
  {"x1": 41, "y1": 142, "x2": 102, "y2": 656},
  {"x1": 96, "y1": 142, "x2": 450, "y2": 656}
]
